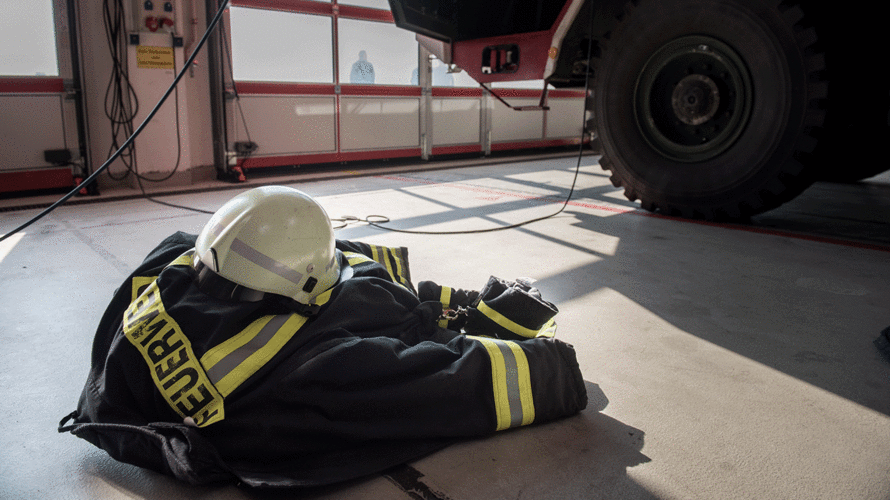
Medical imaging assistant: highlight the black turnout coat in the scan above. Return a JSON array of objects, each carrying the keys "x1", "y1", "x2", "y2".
[{"x1": 60, "y1": 232, "x2": 587, "y2": 488}]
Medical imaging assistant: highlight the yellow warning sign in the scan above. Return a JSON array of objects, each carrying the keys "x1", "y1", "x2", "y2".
[{"x1": 136, "y1": 46, "x2": 174, "y2": 70}]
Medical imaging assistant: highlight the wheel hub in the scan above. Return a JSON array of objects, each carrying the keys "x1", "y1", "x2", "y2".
[
  {"x1": 635, "y1": 36, "x2": 753, "y2": 162},
  {"x1": 672, "y1": 74, "x2": 720, "y2": 126}
]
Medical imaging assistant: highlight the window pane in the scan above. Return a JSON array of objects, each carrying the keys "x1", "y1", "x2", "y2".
[
  {"x1": 229, "y1": 7, "x2": 333, "y2": 83},
  {"x1": 338, "y1": 19, "x2": 417, "y2": 85},
  {"x1": 431, "y1": 57, "x2": 477, "y2": 87},
  {"x1": 339, "y1": 0, "x2": 391, "y2": 9},
  {"x1": 0, "y1": 0, "x2": 59, "y2": 76}
]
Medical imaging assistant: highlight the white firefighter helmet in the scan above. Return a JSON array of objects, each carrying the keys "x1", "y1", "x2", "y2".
[{"x1": 194, "y1": 186, "x2": 340, "y2": 304}]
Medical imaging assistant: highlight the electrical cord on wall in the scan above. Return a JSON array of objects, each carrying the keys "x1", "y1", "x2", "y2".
[
  {"x1": 0, "y1": 0, "x2": 231, "y2": 243},
  {"x1": 100, "y1": 0, "x2": 212, "y2": 214},
  {"x1": 102, "y1": 0, "x2": 190, "y2": 186},
  {"x1": 102, "y1": 0, "x2": 139, "y2": 182}
]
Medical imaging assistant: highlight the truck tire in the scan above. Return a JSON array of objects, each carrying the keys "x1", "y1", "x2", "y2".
[{"x1": 593, "y1": 0, "x2": 826, "y2": 219}]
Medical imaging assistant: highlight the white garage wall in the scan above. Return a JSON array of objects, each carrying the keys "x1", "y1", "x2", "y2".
[
  {"x1": 340, "y1": 97, "x2": 420, "y2": 150},
  {"x1": 546, "y1": 98, "x2": 586, "y2": 138},
  {"x1": 492, "y1": 98, "x2": 545, "y2": 143},
  {"x1": 0, "y1": 95, "x2": 66, "y2": 172},
  {"x1": 234, "y1": 96, "x2": 337, "y2": 155},
  {"x1": 432, "y1": 98, "x2": 481, "y2": 146}
]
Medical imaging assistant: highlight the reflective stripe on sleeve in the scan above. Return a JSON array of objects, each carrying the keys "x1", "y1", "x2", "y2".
[
  {"x1": 387, "y1": 246, "x2": 411, "y2": 288},
  {"x1": 201, "y1": 313, "x2": 308, "y2": 397},
  {"x1": 437, "y1": 286, "x2": 452, "y2": 328},
  {"x1": 345, "y1": 251, "x2": 374, "y2": 267},
  {"x1": 536, "y1": 318, "x2": 557, "y2": 338},
  {"x1": 466, "y1": 335, "x2": 536, "y2": 431},
  {"x1": 369, "y1": 245, "x2": 385, "y2": 272},
  {"x1": 348, "y1": 247, "x2": 411, "y2": 290},
  {"x1": 372, "y1": 245, "x2": 410, "y2": 288},
  {"x1": 477, "y1": 300, "x2": 542, "y2": 339},
  {"x1": 370, "y1": 244, "x2": 401, "y2": 286}
]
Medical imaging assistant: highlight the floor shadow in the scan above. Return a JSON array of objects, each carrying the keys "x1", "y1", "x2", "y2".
[
  {"x1": 357, "y1": 381, "x2": 659, "y2": 500},
  {"x1": 72, "y1": 382, "x2": 657, "y2": 500},
  {"x1": 532, "y1": 207, "x2": 890, "y2": 416}
]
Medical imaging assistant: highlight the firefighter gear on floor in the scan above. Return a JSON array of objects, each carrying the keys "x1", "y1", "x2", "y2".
[{"x1": 60, "y1": 231, "x2": 587, "y2": 488}]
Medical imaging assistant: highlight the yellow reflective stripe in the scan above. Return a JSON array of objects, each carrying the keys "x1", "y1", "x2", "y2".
[
  {"x1": 388, "y1": 247, "x2": 410, "y2": 288},
  {"x1": 466, "y1": 335, "x2": 535, "y2": 431},
  {"x1": 312, "y1": 288, "x2": 334, "y2": 306},
  {"x1": 352, "y1": 247, "x2": 410, "y2": 290},
  {"x1": 378, "y1": 246, "x2": 410, "y2": 290},
  {"x1": 505, "y1": 341, "x2": 536, "y2": 426},
  {"x1": 437, "y1": 286, "x2": 452, "y2": 328},
  {"x1": 202, "y1": 314, "x2": 308, "y2": 397},
  {"x1": 371, "y1": 244, "x2": 398, "y2": 283},
  {"x1": 168, "y1": 250, "x2": 195, "y2": 268},
  {"x1": 131, "y1": 276, "x2": 157, "y2": 302},
  {"x1": 536, "y1": 318, "x2": 557, "y2": 338},
  {"x1": 370, "y1": 245, "x2": 383, "y2": 270},
  {"x1": 123, "y1": 279, "x2": 224, "y2": 427},
  {"x1": 201, "y1": 315, "x2": 274, "y2": 373},
  {"x1": 215, "y1": 314, "x2": 308, "y2": 396},
  {"x1": 473, "y1": 337, "x2": 512, "y2": 431},
  {"x1": 345, "y1": 251, "x2": 373, "y2": 266},
  {"x1": 477, "y1": 300, "x2": 541, "y2": 338}
]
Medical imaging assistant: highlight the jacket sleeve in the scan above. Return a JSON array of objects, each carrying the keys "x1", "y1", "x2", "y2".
[
  {"x1": 336, "y1": 239, "x2": 415, "y2": 294},
  {"x1": 252, "y1": 332, "x2": 588, "y2": 441}
]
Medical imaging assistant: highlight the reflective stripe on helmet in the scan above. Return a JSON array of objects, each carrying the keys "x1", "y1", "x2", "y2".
[
  {"x1": 230, "y1": 237, "x2": 305, "y2": 286},
  {"x1": 467, "y1": 335, "x2": 535, "y2": 431}
]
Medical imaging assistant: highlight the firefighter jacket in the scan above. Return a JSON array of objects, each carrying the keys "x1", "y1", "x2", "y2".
[{"x1": 60, "y1": 232, "x2": 588, "y2": 488}]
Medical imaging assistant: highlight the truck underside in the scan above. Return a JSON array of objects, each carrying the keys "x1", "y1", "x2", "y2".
[{"x1": 388, "y1": 0, "x2": 890, "y2": 219}]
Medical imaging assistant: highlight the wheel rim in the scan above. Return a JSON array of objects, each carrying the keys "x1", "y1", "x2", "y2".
[{"x1": 634, "y1": 35, "x2": 753, "y2": 163}]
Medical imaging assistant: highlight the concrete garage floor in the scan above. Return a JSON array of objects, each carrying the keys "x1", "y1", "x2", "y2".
[{"x1": 1, "y1": 154, "x2": 888, "y2": 499}]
